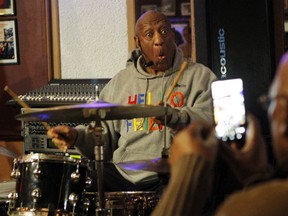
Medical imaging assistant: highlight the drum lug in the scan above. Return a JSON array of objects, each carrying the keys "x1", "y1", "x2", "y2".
[
  {"x1": 71, "y1": 171, "x2": 80, "y2": 182},
  {"x1": 69, "y1": 193, "x2": 79, "y2": 215},
  {"x1": 31, "y1": 188, "x2": 41, "y2": 206},
  {"x1": 71, "y1": 163, "x2": 80, "y2": 182},
  {"x1": 33, "y1": 166, "x2": 42, "y2": 178},
  {"x1": 8, "y1": 192, "x2": 17, "y2": 209},
  {"x1": 10, "y1": 158, "x2": 20, "y2": 179},
  {"x1": 31, "y1": 188, "x2": 41, "y2": 199},
  {"x1": 82, "y1": 197, "x2": 91, "y2": 213},
  {"x1": 69, "y1": 193, "x2": 78, "y2": 204},
  {"x1": 10, "y1": 170, "x2": 20, "y2": 179},
  {"x1": 8, "y1": 192, "x2": 18, "y2": 202},
  {"x1": 85, "y1": 176, "x2": 92, "y2": 188}
]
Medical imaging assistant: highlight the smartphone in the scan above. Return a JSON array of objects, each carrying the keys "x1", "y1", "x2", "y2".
[{"x1": 211, "y1": 78, "x2": 246, "y2": 146}]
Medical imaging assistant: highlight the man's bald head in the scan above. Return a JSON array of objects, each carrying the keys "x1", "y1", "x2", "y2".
[
  {"x1": 133, "y1": 10, "x2": 176, "y2": 72},
  {"x1": 135, "y1": 11, "x2": 171, "y2": 36}
]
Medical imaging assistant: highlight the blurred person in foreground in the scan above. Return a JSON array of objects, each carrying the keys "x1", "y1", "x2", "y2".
[{"x1": 152, "y1": 52, "x2": 288, "y2": 216}]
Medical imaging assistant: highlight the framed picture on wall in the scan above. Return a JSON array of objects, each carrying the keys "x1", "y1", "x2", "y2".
[
  {"x1": 141, "y1": 5, "x2": 157, "y2": 15},
  {"x1": 0, "y1": 19, "x2": 19, "y2": 64},
  {"x1": 160, "y1": 0, "x2": 176, "y2": 16},
  {"x1": 181, "y1": 2, "x2": 191, "y2": 16},
  {"x1": 0, "y1": 0, "x2": 15, "y2": 16}
]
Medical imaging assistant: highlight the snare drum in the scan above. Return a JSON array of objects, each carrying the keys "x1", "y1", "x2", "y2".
[
  {"x1": 9, "y1": 153, "x2": 89, "y2": 215},
  {"x1": 83, "y1": 191, "x2": 159, "y2": 216}
]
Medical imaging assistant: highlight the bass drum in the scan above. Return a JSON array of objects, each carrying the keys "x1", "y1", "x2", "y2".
[
  {"x1": 9, "y1": 153, "x2": 89, "y2": 216},
  {"x1": 83, "y1": 191, "x2": 160, "y2": 216}
]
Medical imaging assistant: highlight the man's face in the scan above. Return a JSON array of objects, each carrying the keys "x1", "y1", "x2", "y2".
[
  {"x1": 268, "y1": 54, "x2": 288, "y2": 164},
  {"x1": 136, "y1": 12, "x2": 176, "y2": 71}
]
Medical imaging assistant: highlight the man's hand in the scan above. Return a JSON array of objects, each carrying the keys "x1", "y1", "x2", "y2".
[
  {"x1": 153, "y1": 100, "x2": 173, "y2": 125},
  {"x1": 47, "y1": 125, "x2": 78, "y2": 152},
  {"x1": 169, "y1": 121, "x2": 218, "y2": 165},
  {"x1": 219, "y1": 114, "x2": 270, "y2": 184}
]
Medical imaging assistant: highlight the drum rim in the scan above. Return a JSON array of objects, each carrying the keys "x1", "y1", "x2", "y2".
[
  {"x1": 12, "y1": 207, "x2": 75, "y2": 213},
  {"x1": 0, "y1": 197, "x2": 9, "y2": 202},
  {"x1": 84, "y1": 191, "x2": 157, "y2": 196},
  {"x1": 17, "y1": 153, "x2": 80, "y2": 163}
]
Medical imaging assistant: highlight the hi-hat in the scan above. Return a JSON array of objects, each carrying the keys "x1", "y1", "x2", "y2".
[
  {"x1": 117, "y1": 157, "x2": 170, "y2": 173},
  {"x1": 15, "y1": 100, "x2": 171, "y2": 122}
]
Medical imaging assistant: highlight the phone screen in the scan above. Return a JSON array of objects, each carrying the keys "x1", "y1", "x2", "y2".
[{"x1": 211, "y1": 78, "x2": 246, "y2": 143}]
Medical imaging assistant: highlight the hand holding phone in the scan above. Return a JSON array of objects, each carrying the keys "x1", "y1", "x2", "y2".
[{"x1": 211, "y1": 78, "x2": 246, "y2": 146}]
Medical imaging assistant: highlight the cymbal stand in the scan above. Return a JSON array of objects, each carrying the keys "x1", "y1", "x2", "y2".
[
  {"x1": 90, "y1": 119, "x2": 107, "y2": 216},
  {"x1": 158, "y1": 102, "x2": 170, "y2": 185},
  {"x1": 161, "y1": 102, "x2": 169, "y2": 158}
]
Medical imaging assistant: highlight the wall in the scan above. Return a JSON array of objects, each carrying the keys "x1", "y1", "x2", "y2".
[
  {"x1": 0, "y1": 0, "x2": 54, "y2": 181},
  {"x1": 58, "y1": 0, "x2": 129, "y2": 79},
  {"x1": 0, "y1": 0, "x2": 53, "y2": 140}
]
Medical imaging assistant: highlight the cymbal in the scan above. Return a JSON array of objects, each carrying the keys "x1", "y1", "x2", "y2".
[
  {"x1": 117, "y1": 157, "x2": 170, "y2": 173},
  {"x1": 15, "y1": 100, "x2": 171, "y2": 122}
]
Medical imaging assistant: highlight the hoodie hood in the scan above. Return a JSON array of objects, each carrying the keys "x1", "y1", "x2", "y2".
[{"x1": 127, "y1": 47, "x2": 185, "y2": 80}]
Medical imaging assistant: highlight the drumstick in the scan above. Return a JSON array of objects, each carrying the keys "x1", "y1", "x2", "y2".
[
  {"x1": 147, "y1": 60, "x2": 188, "y2": 132},
  {"x1": 4, "y1": 86, "x2": 51, "y2": 130},
  {"x1": 164, "y1": 60, "x2": 187, "y2": 102}
]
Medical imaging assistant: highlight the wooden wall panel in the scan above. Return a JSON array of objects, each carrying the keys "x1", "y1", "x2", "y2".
[
  {"x1": 0, "y1": 0, "x2": 53, "y2": 140},
  {"x1": 0, "y1": 141, "x2": 23, "y2": 181}
]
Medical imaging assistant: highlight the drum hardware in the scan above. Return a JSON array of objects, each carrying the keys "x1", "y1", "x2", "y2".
[
  {"x1": 91, "y1": 119, "x2": 107, "y2": 216},
  {"x1": 7, "y1": 192, "x2": 17, "y2": 208},
  {"x1": 31, "y1": 188, "x2": 41, "y2": 210},
  {"x1": 10, "y1": 158, "x2": 20, "y2": 179},
  {"x1": 83, "y1": 191, "x2": 160, "y2": 216},
  {"x1": 69, "y1": 192, "x2": 79, "y2": 214},
  {"x1": 82, "y1": 197, "x2": 91, "y2": 214},
  {"x1": 71, "y1": 161, "x2": 81, "y2": 183},
  {"x1": 33, "y1": 162, "x2": 41, "y2": 178},
  {"x1": 15, "y1": 102, "x2": 171, "y2": 215},
  {"x1": 8, "y1": 153, "x2": 90, "y2": 215},
  {"x1": 85, "y1": 176, "x2": 93, "y2": 188}
]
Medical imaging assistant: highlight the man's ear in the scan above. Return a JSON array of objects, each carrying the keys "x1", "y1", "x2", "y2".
[
  {"x1": 134, "y1": 36, "x2": 141, "y2": 49},
  {"x1": 278, "y1": 103, "x2": 288, "y2": 137}
]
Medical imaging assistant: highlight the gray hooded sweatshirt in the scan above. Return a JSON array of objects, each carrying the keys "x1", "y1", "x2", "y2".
[{"x1": 74, "y1": 48, "x2": 217, "y2": 184}]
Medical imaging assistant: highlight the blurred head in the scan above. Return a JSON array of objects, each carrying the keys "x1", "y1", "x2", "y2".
[
  {"x1": 134, "y1": 10, "x2": 176, "y2": 72},
  {"x1": 268, "y1": 53, "x2": 288, "y2": 165},
  {"x1": 183, "y1": 26, "x2": 191, "y2": 43}
]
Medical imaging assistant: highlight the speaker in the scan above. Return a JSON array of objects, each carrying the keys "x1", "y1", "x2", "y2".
[{"x1": 194, "y1": 0, "x2": 284, "y2": 137}]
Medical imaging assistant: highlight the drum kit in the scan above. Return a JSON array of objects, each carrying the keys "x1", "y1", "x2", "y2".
[{"x1": 0, "y1": 100, "x2": 172, "y2": 216}]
